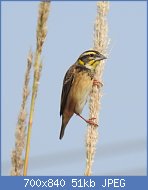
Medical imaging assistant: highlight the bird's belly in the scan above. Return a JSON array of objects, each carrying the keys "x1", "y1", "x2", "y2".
[{"x1": 67, "y1": 72, "x2": 93, "y2": 114}]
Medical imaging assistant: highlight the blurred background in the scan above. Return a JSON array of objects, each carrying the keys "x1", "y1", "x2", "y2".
[{"x1": 1, "y1": 1, "x2": 147, "y2": 176}]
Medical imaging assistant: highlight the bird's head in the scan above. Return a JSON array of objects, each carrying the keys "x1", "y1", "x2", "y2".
[{"x1": 77, "y1": 50, "x2": 106, "y2": 70}]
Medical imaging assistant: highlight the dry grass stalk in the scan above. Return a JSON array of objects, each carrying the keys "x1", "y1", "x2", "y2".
[
  {"x1": 85, "y1": 1, "x2": 110, "y2": 176},
  {"x1": 23, "y1": 1, "x2": 50, "y2": 176},
  {"x1": 11, "y1": 51, "x2": 33, "y2": 176}
]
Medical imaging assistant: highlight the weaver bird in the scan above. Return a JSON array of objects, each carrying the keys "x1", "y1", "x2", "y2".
[{"x1": 59, "y1": 50, "x2": 106, "y2": 139}]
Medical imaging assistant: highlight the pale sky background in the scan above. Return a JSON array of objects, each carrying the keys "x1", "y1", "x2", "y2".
[{"x1": 1, "y1": 1, "x2": 147, "y2": 176}]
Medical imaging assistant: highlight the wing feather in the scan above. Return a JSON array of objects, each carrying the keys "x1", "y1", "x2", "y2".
[{"x1": 60, "y1": 64, "x2": 75, "y2": 116}]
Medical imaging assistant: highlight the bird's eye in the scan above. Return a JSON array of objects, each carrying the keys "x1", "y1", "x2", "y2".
[{"x1": 90, "y1": 54, "x2": 94, "y2": 57}]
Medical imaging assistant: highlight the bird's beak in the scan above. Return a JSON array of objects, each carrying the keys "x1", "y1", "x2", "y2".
[{"x1": 95, "y1": 54, "x2": 107, "y2": 61}]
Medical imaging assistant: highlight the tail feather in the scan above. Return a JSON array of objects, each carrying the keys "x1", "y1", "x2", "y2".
[
  {"x1": 59, "y1": 114, "x2": 73, "y2": 140},
  {"x1": 59, "y1": 123, "x2": 66, "y2": 140}
]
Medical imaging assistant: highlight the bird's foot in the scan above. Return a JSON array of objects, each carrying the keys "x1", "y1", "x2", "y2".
[
  {"x1": 88, "y1": 117, "x2": 96, "y2": 120},
  {"x1": 76, "y1": 113, "x2": 98, "y2": 127},
  {"x1": 93, "y1": 79, "x2": 103, "y2": 88},
  {"x1": 86, "y1": 118, "x2": 98, "y2": 127}
]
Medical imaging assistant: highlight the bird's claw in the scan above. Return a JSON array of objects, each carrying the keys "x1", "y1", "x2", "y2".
[
  {"x1": 88, "y1": 117, "x2": 96, "y2": 121},
  {"x1": 93, "y1": 80, "x2": 103, "y2": 88},
  {"x1": 76, "y1": 114, "x2": 98, "y2": 126},
  {"x1": 87, "y1": 118, "x2": 98, "y2": 127}
]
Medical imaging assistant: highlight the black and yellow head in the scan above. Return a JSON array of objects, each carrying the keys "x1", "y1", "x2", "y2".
[{"x1": 77, "y1": 50, "x2": 106, "y2": 70}]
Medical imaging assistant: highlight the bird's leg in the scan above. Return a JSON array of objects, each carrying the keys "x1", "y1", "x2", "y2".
[
  {"x1": 93, "y1": 79, "x2": 103, "y2": 88},
  {"x1": 76, "y1": 113, "x2": 98, "y2": 127}
]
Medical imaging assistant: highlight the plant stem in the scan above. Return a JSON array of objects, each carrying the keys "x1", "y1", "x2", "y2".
[
  {"x1": 23, "y1": 1, "x2": 50, "y2": 176},
  {"x1": 11, "y1": 50, "x2": 33, "y2": 176},
  {"x1": 85, "y1": 1, "x2": 110, "y2": 176}
]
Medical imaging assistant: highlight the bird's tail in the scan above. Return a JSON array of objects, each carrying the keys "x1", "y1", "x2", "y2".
[
  {"x1": 59, "y1": 122, "x2": 66, "y2": 140},
  {"x1": 59, "y1": 114, "x2": 72, "y2": 140}
]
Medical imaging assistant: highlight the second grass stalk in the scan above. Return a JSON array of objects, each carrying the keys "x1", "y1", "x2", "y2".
[{"x1": 23, "y1": 1, "x2": 50, "y2": 176}]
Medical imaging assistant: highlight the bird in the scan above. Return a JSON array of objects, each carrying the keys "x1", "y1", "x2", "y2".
[{"x1": 59, "y1": 50, "x2": 106, "y2": 139}]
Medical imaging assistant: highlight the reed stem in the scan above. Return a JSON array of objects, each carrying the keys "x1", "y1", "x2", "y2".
[
  {"x1": 85, "y1": 1, "x2": 110, "y2": 176},
  {"x1": 23, "y1": 1, "x2": 50, "y2": 176},
  {"x1": 10, "y1": 50, "x2": 33, "y2": 176}
]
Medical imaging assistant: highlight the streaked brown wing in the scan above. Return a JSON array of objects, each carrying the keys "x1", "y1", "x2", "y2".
[{"x1": 60, "y1": 64, "x2": 75, "y2": 116}]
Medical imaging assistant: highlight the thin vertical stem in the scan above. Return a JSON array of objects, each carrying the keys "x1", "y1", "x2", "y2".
[
  {"x1": 23, "y1": 1, "x2": 50, "y2": 176},
  {"x1": 11, "y1": 50, "x2": 33, "y2": 176},
  {"x1": 85, "y1": 1, "x2": 110, "y2": 176}
]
